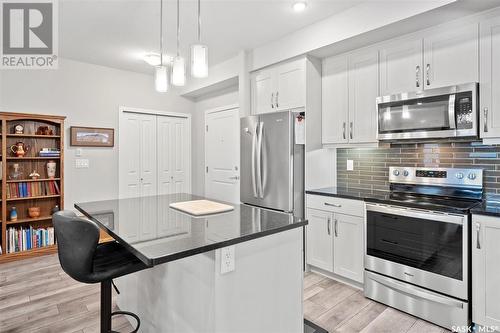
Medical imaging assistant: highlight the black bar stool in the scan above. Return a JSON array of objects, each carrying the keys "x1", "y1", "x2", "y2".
[{"x1": 53, "y1": 211, "x2": 147, "y2": 333}]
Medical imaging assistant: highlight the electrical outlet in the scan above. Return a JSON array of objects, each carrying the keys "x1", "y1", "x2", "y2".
[
  {"x1": 220, "y1": 246, "x2": 235, "y2": 274},
  {"x1": 347, "y1": 159, "x2": 354, "y2": 171},
  {"x1": 75, "y1": 159, "x2": 89, "y2": 169},
  {"x1": 75, "y1": 148, "x2": 83, "y2": 157}
]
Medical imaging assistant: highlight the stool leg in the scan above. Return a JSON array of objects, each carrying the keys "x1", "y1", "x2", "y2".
[{"x1": 101, "y1": 280, "x2": 112, "y2": 333}]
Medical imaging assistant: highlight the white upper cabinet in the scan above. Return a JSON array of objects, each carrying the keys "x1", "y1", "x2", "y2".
[
  {"x1": 348, "y1": 48, "x2": 379, "y2": 144},
  {"x1": 379, "y1": 38, "x2": 423, "y2": 96},
  {"x1": 472, "y1": 214, "x2": 500, "y2": 328},
  {"x1": 275, "y1": 59, "x2": 306, "y2": 111},
  {"x1": 251, "y1": 69, "x2": 275, "y2": 114},
  {"x1": 322, "y1": 55, "x2": 349, "y2": 144},
  {"x1": 251, "y1": 58, "x2": 305, "y2": 114},
  {"x1": 480, "y1": 16, "x2": 500, "y2": 139},
  {"x1": 423, "y1": 23, "x2": 479, "y2": 89}
]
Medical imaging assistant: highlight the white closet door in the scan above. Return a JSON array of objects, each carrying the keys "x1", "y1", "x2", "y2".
[
  {"x1": 170, "y1": 117, "x2": 190, "y2": 194},
  {"x1": 157, "y1": 116, "x2": 173, "y2": 195}
]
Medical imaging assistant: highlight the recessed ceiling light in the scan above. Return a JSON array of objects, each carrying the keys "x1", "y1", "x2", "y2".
[
  {"x1": 292, "y1": 1, "x2": 307, "y2": 12},
  {"x1": 143, "y1": 52, "x2": 161, "y2": 66}
]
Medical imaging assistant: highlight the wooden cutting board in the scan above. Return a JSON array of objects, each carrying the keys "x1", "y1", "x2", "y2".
[{"x1": 169, "y1": 200, "x2": 234, "y2": 216}]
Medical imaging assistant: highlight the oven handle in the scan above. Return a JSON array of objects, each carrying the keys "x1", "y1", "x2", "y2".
[
  {"x1": 367, "y1": 271, "x2": 464, "y2": 309},
  {"x1": 366, "y1": 203, "x2": 465, "y2": 225}
]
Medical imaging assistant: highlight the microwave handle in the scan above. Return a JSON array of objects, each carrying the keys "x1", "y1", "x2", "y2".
[{"x1": 448, "y1": 94, "x2": 456, "y2": 129}]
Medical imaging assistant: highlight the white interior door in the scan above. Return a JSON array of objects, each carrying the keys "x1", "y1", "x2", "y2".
[
  {"x1": 205, "y1": 107, "x2": 240, "y2": 203},
  {"x1": 119, "y1": 112, "x2": 157, "y2": 199}
]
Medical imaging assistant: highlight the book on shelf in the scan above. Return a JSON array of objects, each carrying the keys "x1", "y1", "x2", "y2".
[
  {"x1": 39, "y1": 148, "x2": 60, "y2": 157},
  {"x1": 7, "y1": 226, "x2": 55, "y2": 253},
  {"x1": 6, "y1": 180, "x2": 60, "y2": 199}
]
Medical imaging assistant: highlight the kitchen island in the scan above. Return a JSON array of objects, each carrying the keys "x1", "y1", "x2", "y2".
[{"x1": 76, "y1": 193, "x2": 307, "y2": 333}]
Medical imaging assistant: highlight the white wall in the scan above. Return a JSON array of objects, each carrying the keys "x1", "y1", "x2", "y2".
[
  {"x1": 0, "y1": 58, "x2": 194, "y2": 210},
  {"x1": 191, "y1": 87, "x2": 239, "y2": 196}
]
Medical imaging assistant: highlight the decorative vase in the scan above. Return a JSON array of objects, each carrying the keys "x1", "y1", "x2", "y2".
[
  {"x1": 47, "y1": 161, "x2": 57, "y2": 179},
  {"x1": 10, "y1": 142, "x2": 29, "y2": 157},
  {"x1": 10, "y1": 207, "x2": 17, "y2": 222}
]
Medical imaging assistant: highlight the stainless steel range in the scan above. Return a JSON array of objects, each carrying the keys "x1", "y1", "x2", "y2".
[{"x1": 364, "y1": 166, "x2": 483, "y2": 330}]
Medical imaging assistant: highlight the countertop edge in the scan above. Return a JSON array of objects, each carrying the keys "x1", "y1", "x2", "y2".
[
  {"x1": 305, "y1": 190, "x2": 364, "y2": 201},
  {"x1": 75, "y1": 203, "x2": 308, "y2": 267},
  {"x1": 470, "y1": 209, "x2": 500, "y2": 217}
]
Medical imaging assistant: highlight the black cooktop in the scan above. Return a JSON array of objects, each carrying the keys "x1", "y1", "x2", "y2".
[{"x1": 385, "y1": 192, "x2": 482, "y2": 213}]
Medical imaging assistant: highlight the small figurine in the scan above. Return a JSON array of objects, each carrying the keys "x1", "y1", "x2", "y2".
[
  {"x1": 9, "y1": 163, "x2": 23, "y2": 180},
  {"x1": 14, "y1": 124, "x2": 24, "y2": 134},
  {"x1": 36, "y1": 126, "x2": 54, "y2": 136},
  {"x1": 10, "y1": 207, "x2": 17, "y2": 222},
  {"x1": 29, "y1": 170, "x2": 40, "y2": 180},
  {"x1": 47, "y1": 160, "x2": 57, "y2": 179}
]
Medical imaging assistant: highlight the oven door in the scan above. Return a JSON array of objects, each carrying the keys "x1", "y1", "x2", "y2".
[{"x1": 365, "y1": 203, "x2": 468, "y2": 300}]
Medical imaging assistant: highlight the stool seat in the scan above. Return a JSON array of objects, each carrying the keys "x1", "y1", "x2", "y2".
[{"x1": 53, "y1": 210, "x2": 147, "y2": 333}]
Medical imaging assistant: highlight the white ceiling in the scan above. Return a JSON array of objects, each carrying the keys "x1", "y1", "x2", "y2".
[{"x1": 59, "y1": 0, "x2": 363, "y2": 74}]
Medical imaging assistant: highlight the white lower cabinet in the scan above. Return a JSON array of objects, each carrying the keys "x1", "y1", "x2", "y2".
[
  {"x1": 472, "y1": 214, "x2": 500, "y2": 328},
  {"x1": 306, "y1": 195, "x2": 364, "y2": 284},
  {"x1": 333, "y1": 213, "x2": 364, "y2": 283}
]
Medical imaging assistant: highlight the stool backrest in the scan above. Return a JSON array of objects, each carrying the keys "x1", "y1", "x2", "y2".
[{"x1": 53, "y1": 211, "x2": 100, "y2": 283}]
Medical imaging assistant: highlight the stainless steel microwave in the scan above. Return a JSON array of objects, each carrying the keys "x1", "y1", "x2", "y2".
[{"x1": 376, "y1": 83, "x2": 478, "y2": 141}]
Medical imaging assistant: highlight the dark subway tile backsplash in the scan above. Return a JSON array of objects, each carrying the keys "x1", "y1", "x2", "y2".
[{"x1": 337, "y1": 141, "x2": 500, "y2": 194}]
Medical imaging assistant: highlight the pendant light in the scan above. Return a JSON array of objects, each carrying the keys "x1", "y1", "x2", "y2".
[
  {"x1": 190, "y1": 0, "x2": 208, "y2": 78},
  {"x1": 155, "y1": 0, "x2": 168, "y2": 92},
  {"x1": 172, "y1": 0, "x2": 186, "y2": 86}
]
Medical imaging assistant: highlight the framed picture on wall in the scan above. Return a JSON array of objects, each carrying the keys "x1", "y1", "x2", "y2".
[{"x1": 70, "y1": 126, "x2": 114, "y2": 147}]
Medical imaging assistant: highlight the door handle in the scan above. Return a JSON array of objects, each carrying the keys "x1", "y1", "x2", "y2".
[
  {"x1": 256, "y1": 121, "x2": 264, "y2": 198},
  {"x1": 342, "y1": 122, "x2": 346, "y2": 140},
  {"x1": 327, "y1": 217, "x2": 331, "y2": 235},
  {"x1": 251, "y1": 124, "x2": 258, "y2": 198},
  {"x1": 334, "y1": 219, "x2": 338, "y2": 237},
  {"x1": 476, "y1": 222, "x2": 481, "y2": 249},
  {"x1": 349, "y1": 122, "x2": 353, "y2": 140},
  {"x1": 271, "y1": 93, "x2": 274, "y2": 109},
  {"x1": 426, "y1": 64, "x2": 431, "y2": 86},
  {"x1": 229, "y1": 176, "x2": 240, "y2": 180},
  {"x1": 416, "y1": 65, "x2": 420, "y2": 88},
  {"x1": 324, "y1": 202, "x2": 341, "y2": 208},
  {"x1": 484, "y1": 108, "x2": 489, "y2": 133},
  {"x1": 275, "y1": 91, "x2": 279, "y2": 108}
]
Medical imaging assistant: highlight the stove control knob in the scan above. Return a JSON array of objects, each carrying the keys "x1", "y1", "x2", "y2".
[
  {"x1": 392, "y1": 170, "x2": 400, "y2": 176},
  {"x1": 403, "y1": 170, "x2": 409, "y2": 177},
  {"x1": 468, "y1": 173, "x2": 477, "y2": 180},
  {"x1": 455, "y1": 172, "x2": 464, "y2": 179}
]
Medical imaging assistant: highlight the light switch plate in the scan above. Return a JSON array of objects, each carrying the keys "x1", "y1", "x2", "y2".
[
  {"x1": 75, "y1": 159, "x2": 89, "y2": 169},
  {"x1": 75, "y1": 148, "x2": 83, "y2": 157},
  {"x1": 347, "y1": 159, "x2": 354, "y2": 171},
  {"x1": 220, "y1": 246, "x2": 235, "y2": 274}
]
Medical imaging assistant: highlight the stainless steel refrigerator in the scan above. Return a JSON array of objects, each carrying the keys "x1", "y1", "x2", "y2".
[{"x1": 240, "y1": 110, "x2": 304, "y2": 218}]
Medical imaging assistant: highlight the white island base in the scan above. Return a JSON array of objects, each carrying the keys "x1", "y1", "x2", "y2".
[{"x1": 115, "y1": 228, "x2": 304, "y2": 333}]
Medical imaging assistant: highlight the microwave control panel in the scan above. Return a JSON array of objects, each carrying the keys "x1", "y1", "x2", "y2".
[{"x1": 456, "y1": 92, "x2": 473, "y2": 130}]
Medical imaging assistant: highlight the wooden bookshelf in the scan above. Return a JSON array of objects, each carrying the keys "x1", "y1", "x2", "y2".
[{"x1": 0, "y1": 112, "x2": 65, "y2": 262}]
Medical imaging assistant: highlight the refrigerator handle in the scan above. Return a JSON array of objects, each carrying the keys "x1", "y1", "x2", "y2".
[
  {"x1": 251, "y1": 123, "x2": 258, "y2": 198},
  {"x1": 256, "y1": 121, "x2": 264, "y2": 198}
]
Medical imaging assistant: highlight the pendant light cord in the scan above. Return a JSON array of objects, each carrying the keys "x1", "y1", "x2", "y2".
[
  {"x1": 159, "y1": 0, "x2": 163, "y2": 65},
  {"x1": 197, "y1": 0, "x2": 201, "y2": 42},
  {"x1": 176, "y1": 0, "x2": 180, "y2": 57}
]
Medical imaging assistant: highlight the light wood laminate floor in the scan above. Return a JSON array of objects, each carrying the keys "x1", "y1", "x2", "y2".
[
  {"x1": 304, "y1": 272, "x2": 450, "y2": 333},
  {"x1": 1, "y1": 254, "x2": 449, "y2": 332}
]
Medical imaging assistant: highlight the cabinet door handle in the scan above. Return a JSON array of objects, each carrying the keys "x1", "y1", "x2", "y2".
[
  {"x1": 349, "y1": 122, "x2": 353, "y2": 140},
  {"x1": 416, "y1": 65, "x2": 420, "y2": 88},
  {"x1": 324, "y1": 202, "x2": 341, "y2": 208},
  {"x1": 271, "y1": 93, "x2": 274, "y2": 108},
  {"x1": 342, "y1": 122, "x2": 346, "y2": 140},
  {"x1": 334, "y1": 219, "x2": 338, "y2": 237},
  {"x1": 275, "y1": 91, "x2": 279, "y2": 108},
  {"x1": 484, "y1": 108, "x2": 489, "y2": 133},
  {"x1": 476, "y1": 222, "x2": 481, "y2": 249},
  {"x1": 327, "y1": 217, "x2": 331, "y2": 236},
  {"x1": 426, "y1": 64, "x2": 431, "y2": 86}
]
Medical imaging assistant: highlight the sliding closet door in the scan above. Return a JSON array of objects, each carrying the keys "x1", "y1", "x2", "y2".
[{"x1": 157, "y1": 116, "x2": 191, "y2": 195}]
